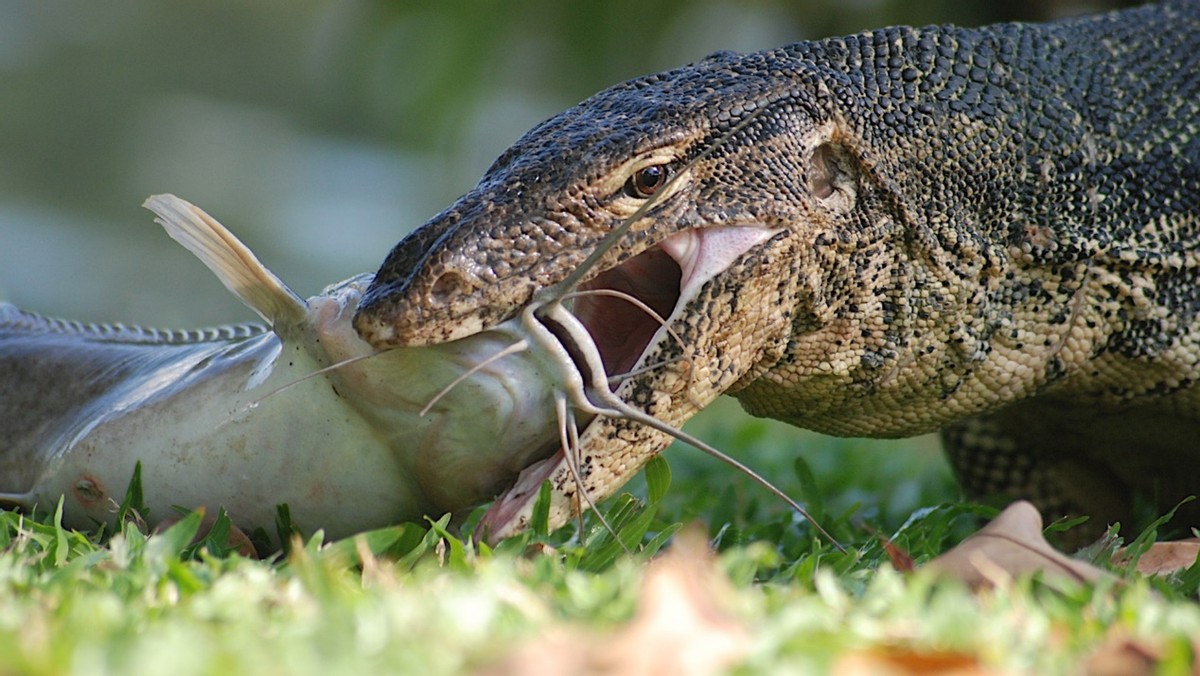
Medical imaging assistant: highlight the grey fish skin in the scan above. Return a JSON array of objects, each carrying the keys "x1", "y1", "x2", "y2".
[
  {"x1": 0, "y1": 308, "x2": 276, "y2": 505},
  {"x1": 0, "y1": 198, "x2": 562, "y2": 547}
]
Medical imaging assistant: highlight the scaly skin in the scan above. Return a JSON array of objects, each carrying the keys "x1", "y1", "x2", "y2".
[{"x1": 355, "y1": 2, "x2": 1200, "y2": 539}]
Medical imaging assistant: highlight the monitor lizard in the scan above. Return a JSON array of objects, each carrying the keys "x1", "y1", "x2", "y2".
[{"x1": 354, "y1": 1, "x2": 1200, "y2": 541}]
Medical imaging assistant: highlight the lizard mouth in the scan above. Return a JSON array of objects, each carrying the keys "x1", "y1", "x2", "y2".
[
  {"x1": 573, "y1": 245, "x2": 682, "y2": 377},
  {"x1": 574, "y1": 225, "x2": 785, "y2": 387},
  {"x1": 478, "y1": 225, "x2": 783, "y2": 540}
]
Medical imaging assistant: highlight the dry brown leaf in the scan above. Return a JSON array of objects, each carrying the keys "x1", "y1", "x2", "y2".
[
  {"x1": 834, "y1": 646, "x2": 994, "y2": 675},
  {"x1": 923, "y1": 501, "x2": 1111, "y2": 589},
  {"x1": 881, "y1": 534, "x2": 916, "y2": 573},
  {"x1": 1116, "y1": 539, "x2": 1200, "y2": 577},
  {"x1": 480, "y1": 524, "x2": 749, "y2": 676},
  {"x1": 1083, "y1": 632, "x2": 1162, "y2": 676}
]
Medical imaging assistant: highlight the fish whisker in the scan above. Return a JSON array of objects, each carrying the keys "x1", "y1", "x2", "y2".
[
  {"x1": 560, "y1": 287, "x2": 693, "y2": 389},
  {"x1": 526, "y1": 298, "x2": 846, "y2": 553},
  {"x1": 243, "y1": 351, "x2": 383, "y2": 412},
  {"x1": 605, "y1": 355, "x2": 687, "y2": 387},
  {"x1": 555, "y1": 392, "x2": 629, "y2": 552},
  {"x1": 419, "y1": 339, "x2": 531, "y2": 417}
]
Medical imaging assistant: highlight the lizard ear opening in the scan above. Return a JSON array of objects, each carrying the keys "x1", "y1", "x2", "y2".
[{"x1": 809, "y1": 142, "x2": 858, "y2": 213}]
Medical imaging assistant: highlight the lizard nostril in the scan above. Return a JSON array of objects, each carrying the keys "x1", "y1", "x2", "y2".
[{"x1": 429, "y1": 271, "x2": 467, "y2": 306}]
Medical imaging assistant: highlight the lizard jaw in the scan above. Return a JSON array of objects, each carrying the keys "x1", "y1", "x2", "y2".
[{"x1": 478, "y1": 224, "x2": 782, "y2": 542}]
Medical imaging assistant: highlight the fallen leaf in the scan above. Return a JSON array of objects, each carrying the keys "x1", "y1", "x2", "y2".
[
  {"x1": 834, "y1": 645, "x2": 993, "y2": 675},
  {"x1": 481, "y1": 524, "x2": 749, "y2": 675},
  {"x1": 880, "y1": 534, "x2": 916, "y2": 573},
  {"x1": 1083, "y1": 632, "x2": 1161, "y2": 676},
  {"x1": 1116, "y1": 539, "x2": 1200, "y2": 577},
  {"x1": 923, "y1": 501, "x2": 1111, "y2": 589}
]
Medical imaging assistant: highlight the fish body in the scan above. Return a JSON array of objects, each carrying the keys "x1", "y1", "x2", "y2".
[{"x1": 0, "y1": 196, "x2": 560, "y2": 544}]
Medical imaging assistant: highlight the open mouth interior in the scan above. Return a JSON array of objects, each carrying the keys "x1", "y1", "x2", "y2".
[
  {"x1": 572, "y1": 245, "x2": 683, "y2": 378},
  {"x1": 570, "y1": 224, "x2": 785, "y2": 380},
  {"x1": 479, "y1": 224, "x2": 783, "y2": 539}
]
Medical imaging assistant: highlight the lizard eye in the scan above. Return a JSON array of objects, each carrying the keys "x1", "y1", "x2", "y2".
[{"x1": 623, "y1": 163, "x2": 672, "y2": 198}]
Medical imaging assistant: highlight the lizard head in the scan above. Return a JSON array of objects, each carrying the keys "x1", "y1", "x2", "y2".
[
  {"x1": 354, "y1": 49, "x2": 857, "y2": 350},
  {"x1": 353, "y1": 49, "x2": 890, "y2": 539}
]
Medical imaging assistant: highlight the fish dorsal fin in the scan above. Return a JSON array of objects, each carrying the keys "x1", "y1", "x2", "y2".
[{"x1": 143, "y1": 194, "x2": 307, "y2": 328}]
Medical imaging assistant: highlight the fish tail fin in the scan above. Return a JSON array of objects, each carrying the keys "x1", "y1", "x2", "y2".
[{"x1": 143, "y1": 194, "x2": 307, "y2": 328}]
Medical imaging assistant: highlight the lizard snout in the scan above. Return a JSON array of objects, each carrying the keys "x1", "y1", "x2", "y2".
[
  {"x1": 353, "y1": 265, "x2": 489, "y2": 348},
  {"x1": 354, "y1": 229, "x2": 529, "y2": 349}
]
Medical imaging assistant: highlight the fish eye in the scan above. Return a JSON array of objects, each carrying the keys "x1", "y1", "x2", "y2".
[{"x1": 623, "y1": 163, "x2": 671, "y2": 198}]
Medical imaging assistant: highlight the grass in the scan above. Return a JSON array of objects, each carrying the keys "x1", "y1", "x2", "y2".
[{"x1": 2, "y1": 402, "x2": 1198, "y2": 674}]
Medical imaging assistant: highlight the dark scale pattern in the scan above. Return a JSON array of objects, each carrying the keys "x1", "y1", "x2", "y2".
[
  {"x1": 0, "y1": 303, "x2": 268, "y2": 345},
  {"x1": 358, "y1": 3, "x2": 1200, "y2": 537}
]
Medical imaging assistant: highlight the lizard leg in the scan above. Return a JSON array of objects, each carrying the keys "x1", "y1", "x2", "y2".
[
  {"x1": 941, "y1": 411, "x2": 1135, "y2": 544},
  {"x1": 943, "y1": 392, "x2": 1200, "y2": 548}
]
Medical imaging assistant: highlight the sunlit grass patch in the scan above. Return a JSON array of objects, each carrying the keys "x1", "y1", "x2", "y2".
[{"x1": 0, "y1": 412, "x2": 1197, "y2": 674}]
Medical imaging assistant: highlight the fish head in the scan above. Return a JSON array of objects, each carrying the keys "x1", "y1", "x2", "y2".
[{"x1": 304, "y1": 274, "x2": 564, "y2": 516}]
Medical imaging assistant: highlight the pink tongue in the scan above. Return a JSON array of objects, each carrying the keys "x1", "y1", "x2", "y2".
[{"x1": 658, "y1": 226, "x2": 782, "y2": 300}]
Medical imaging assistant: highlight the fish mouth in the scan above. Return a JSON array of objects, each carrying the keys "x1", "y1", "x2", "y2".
[{"x1": 477, "y1": 224, "x2": 783, "y2": 541}]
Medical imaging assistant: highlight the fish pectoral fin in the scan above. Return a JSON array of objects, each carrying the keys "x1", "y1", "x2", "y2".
[{"x1": 144, "y1": 194, "x2": 307, "y2": 328}]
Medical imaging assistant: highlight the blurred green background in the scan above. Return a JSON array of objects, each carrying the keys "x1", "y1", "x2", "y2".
[
  {"x1": 0, "y1": 0, "x2": 1127, "y2": 323},
  {"x1": 0, "y1": 0, "x2": 1129, "y2": 525}
]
